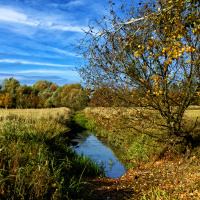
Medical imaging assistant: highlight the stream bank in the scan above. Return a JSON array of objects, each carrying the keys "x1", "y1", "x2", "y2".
[{"x1": 72, "y1": 110, "x2": 135, "y2": 169}]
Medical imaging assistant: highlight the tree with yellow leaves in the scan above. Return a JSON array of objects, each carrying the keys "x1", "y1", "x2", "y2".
[{"x1": 77, "y1": 0, "x2": 200, "y2": 150}]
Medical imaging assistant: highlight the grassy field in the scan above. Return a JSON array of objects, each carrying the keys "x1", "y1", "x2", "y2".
[
  {"x1": 0, "y1": 108, "x2": 103, "y2": 199},
  {"x1": 1, "y1": 107, "x2": 200, "y2": 199}
]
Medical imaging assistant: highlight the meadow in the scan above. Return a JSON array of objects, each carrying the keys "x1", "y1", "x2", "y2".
[
  {"x1": 0, "y1": 108, "x2": 103, "y2": 199},
  {"x1": 1, "y1": 106, "x2": 200, "y2": 199}
]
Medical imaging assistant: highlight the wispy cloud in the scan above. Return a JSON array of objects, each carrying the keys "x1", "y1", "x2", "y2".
[
  {"x1": 50, "y1": 24, "x2": 88, "y2": 33},
  {"x1": 0, "y1": 7, "x2": 88, "y2": 33},
  {"x1": 64, "y1": 0, "x2": 84, "y2": 8},
  {"x1": 17, "y1": 69, "x2": 79, "y2": 76},
  {"x1": 0, "y1": 72, "x2": 60, "y2": 81},
  {"x1": 50, "y1": 0, "x2": 85, "y2": 9},
  {"x1": 0, "y1": 0, "x2": 108, "y2": 85},
  {"x1": 0, "y1": 59, "x2": 74, "y2": 67},
  {"x1": 51, "y1": 47, "x2": 82, "y2": 57},
  {"x1": 0, "y1": 8, "x2": 39, "y2": 26},
  {"x1": 0, "y1": 72, "x2": 71, "y2": 85}
]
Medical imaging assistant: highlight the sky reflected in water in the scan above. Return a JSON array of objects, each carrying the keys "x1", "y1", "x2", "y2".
[{"x1": 71, "y1": 133, "x2": 127, "y2": 179}]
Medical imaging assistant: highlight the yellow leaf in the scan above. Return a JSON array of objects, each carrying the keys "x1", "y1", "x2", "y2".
[
  {"x1": 162, "y1": 48, "x2": 166, "y2": 53},
  {"x1": 168, "y1": 57, "x2": 173, "y2": 62},
  {"x1": 167, "y1": 50, "x2": 172, "y2": 57},
  {"x1": 186, "y1": 60, "x2": 191, "y2": 64},
  {"x1": 177, "y1": 34, "x2": 183, "y2": 39},
  {"x1": 192, "y1": 29, "x2": 197, "y2": 34},
  {"x1": 148, "y1": 41, "x2": 153, "y2": 47},
  {"x1": 134, "y1": 51, "x2": 138, "y2": 57},
  {"x1": 176, "y1": 41, "x2": 181, "y2": 46},
  {"x1": 186, "y1": 46, "x2": 192, "y2": 53}
]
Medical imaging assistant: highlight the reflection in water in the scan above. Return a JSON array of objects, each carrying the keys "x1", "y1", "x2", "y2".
[{"x1": 70, "y1": 132, "x2": 127, "y2": 179}]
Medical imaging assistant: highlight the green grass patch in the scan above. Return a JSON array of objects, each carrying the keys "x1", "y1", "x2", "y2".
[{"x1": 72, "y1": 111, "x2": 97, "y2": 131}]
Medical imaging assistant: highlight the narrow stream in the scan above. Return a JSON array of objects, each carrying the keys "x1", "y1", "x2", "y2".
[{"x1": 70, "y1": 131, "x2": 127, "y2": 179}]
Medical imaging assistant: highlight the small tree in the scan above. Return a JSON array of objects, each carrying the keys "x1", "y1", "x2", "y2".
[
  {"x1": 1, "y1": 77, "x2": 20, "y2": 107},
  {"x1": 3, "y1": 93, "x2": 13, "y2": 108},
  {"x1": 50, "y1": 86, "x2": 65, "y2": 107},
  {"x1": 77, "y1": 0, "x2": 200, "y2": 150},
  {"x1": 61, "y1": 84, "x2": 88, "y2": 111}
]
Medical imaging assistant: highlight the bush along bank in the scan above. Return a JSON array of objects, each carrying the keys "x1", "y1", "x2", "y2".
[{"x1": 0, "y1": 109, "x2": 104, "y2": 200}]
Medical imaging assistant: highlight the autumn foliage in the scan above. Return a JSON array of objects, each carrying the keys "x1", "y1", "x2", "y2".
[
  {"x1": 0, "y1": 78, "x2": 88, "y2": 111},
  {"x1": 77, "y1": 0, "x2": 200, "y2": 149}
]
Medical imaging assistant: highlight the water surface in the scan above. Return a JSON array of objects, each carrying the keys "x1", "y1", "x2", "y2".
[{"x1": 70, "y1": 132, "x2": 127, "y2": 179}]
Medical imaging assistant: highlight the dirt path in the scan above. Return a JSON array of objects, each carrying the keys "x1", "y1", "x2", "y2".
[{"x1": 85, "y1": 158, "x2": 200, "y2": 200}]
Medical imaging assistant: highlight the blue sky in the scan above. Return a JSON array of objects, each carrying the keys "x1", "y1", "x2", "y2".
[{"x1": 0, "y1": 0, "x2": 113, "y2": 85}]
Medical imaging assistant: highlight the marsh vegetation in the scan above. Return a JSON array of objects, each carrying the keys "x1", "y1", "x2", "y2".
[{"x1": 0, "y1": 108, "x2": 103, "y2": 199}]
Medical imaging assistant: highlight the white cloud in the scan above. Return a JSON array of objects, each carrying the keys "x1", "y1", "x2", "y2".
[
  {"x1": 17, "y1": 69, "x2": 79, "y2": 76},
  {"x1": 0, "y1": 8, "x2": 39, "y2": 26},
  {"x1": 0, "y1": 59, "x2": 74, "y2": 67},
  {"x1": 66, "y1": 0, "x2": 84, "y2": 8},
  {"x1": 50, "y1": 0, "x2": 85, "y2": 9},
  {"x1": 0, "y1": 7, "x2": 87, "y2": 33},
  {"x1": 51, "y1": 47, "x2": 82, "y2": 57},
  {"x1": 0, "y1": 8, "x2": 26, "y2": 22},
  {"x1": 50, "y1": 24, "x2": 88, "y2": 33}
]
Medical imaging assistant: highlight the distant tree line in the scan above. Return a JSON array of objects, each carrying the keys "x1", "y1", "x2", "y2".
[
  {"x1": 0, "y1": 77, "x2": 88, "y2": 111},
  {"x1": 1, "y1": 77, "x2": 200, "y2": 110}
]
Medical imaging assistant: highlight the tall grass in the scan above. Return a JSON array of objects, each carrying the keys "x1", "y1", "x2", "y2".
[{"x1": 0, "y1": 108, "x2": 103, "y2": 199}]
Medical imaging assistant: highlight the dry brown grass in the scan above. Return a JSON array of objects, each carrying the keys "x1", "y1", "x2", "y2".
[
  {"x1": 0, "y1": 107, "x2": 71, "y2": 120},
  {"x1": 84, "y1": 107, "x2": 148, "y2": 119},
  {"x1": 184, "y1": 109, "x2": 200, "y2": 122},
  {"x1": 85, "y1": 106, "x2": 200, "y2": 122}
]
